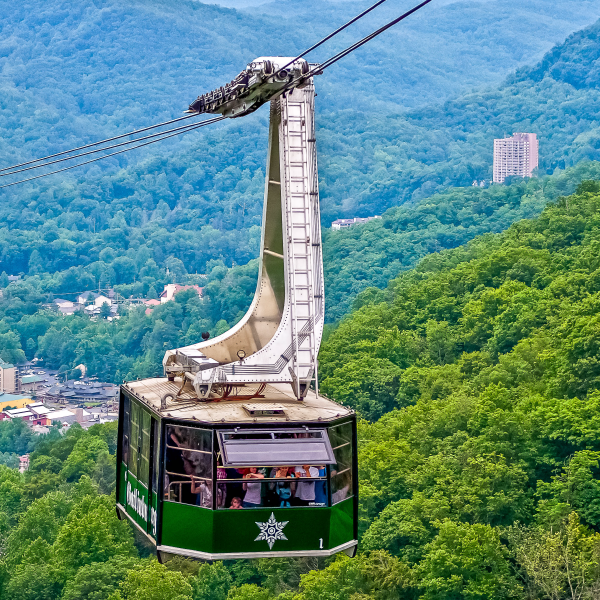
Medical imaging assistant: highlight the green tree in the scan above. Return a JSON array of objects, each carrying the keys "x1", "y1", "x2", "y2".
[
  {"x1": 226, "y1": 584, "x2": 271, "y2": 600},
  {"x1": 0, "y1": 327, "x2": 26, "y2": 364},
  {"x1": 53, "y1": 495, "x2": 137, "y2": 576},
  {"x1": 100, "y1": 302, "x2": 113, "y2": 319},
  {"x1": 320, "y1": 357, "x2": 404, "y2": 421},
  {"x1": 508, "y1": 513, "x2": 600, "y2": 600},
  {"x1": 0, "y1": 451, "x2": 19, "y2": 469},
  {"x1": 0, "y1": 465, "x2": 24, "y2": 519},
  {"x1": 3, "y1": 491, "x2": 73, "y2": 567},
  {"x1": 61, "y1": 556, "x2": 141, "y2": 600},
  {"x1": 28, "y1": 249, "x2": 44, "y2": 275},
  {"x1": 60, "y1": 436, "x2": 111, "y2": 482},
  {"x1": 536, "y1": 451, "x2": 600, "y2": 529},
  {"x1": 295, "y1": 555, "x2": 365, "y2": 600},
  {"x1": 0, "y1": 418, "x2": 35, "y2": 454},
  {"x1": 192, "y1": 561, "x2": 233, "y2": 600},
  {"x1": 2, "y1": 536, "x2": 59, "y2": 600},
  {"x1": 415, "y1": 520, "x2": 520, "y2": 600},
  {"x1": 110, "y1": 561, "x2": 193, "y2": 600},
  {"x1": 2, "y1": 561, "x2": 59, "y2": 600}
]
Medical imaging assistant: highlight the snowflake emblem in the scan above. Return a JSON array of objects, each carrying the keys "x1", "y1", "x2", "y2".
[{"x1": 255, "y1": 513, "x2": 289, "y2": 549}]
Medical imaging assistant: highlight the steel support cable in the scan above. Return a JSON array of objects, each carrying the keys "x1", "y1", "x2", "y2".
[
  {"x1": 0, "y1": 118, "x2": 216, "y2": 178},
  {"x1": 277, "y1": 0, "x2": 391, "y2": 75},
  {"x1": 284, "y1": 0, "x2": 434, "y2": 93},
  {"x1": 0, "y1": 116, "x2": 226, "y2": 189},
  {"x1": 0, "y1": 113, "x2": 199, "y2": 174}
]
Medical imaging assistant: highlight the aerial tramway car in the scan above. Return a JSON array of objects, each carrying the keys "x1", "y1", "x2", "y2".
[
  {"x1": 116, "y1": 56, "x2": 359, "y2": 560},
  {"x1": 116, "y1": 380, "x2": 357, "y2": 560}
]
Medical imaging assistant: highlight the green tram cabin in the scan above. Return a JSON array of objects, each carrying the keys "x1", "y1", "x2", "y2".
[{"x1": 116, "y1": 378, "x2": 358, "y2": 560}]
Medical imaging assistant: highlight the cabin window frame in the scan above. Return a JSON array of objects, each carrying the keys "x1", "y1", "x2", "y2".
[
  {"x1": 216, "y1": 428, "x2": 336, "y2": 467},
  {"x1": 138, "y1": 409, "x2": 151, "y2": 487},
  {"x1": 121, "y1": 394, "x2": 130, "y2": 468},
  {"x1": 128, "y1": 401, "x2": 140, "y2": 479},
  {"x1": 328, "y1": 421, "x2": 354, "y2": 506},
  {"x1": 163, "y1": 425, "x2": 213, "y2": 507}
]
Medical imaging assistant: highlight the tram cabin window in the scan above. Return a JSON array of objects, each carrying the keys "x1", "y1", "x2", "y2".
[
  {"x1": 217, "y1": 429, "x2": 335, "y2": 467},
  {"x1": 215, "y1": 428, "x2": 335, "y2": 509},
  {"x1": 329, "y1": 422, "x2": 354, "y2": 505},
  {"x1": 121, "y1": 394, "x2": 130, "y2": 466},
  {"x1": 165, "y1": 426, "x2": 213, "y2": 507},
  {"x1": 217, "y1": 464, "x2": 328, "y2": 509}
]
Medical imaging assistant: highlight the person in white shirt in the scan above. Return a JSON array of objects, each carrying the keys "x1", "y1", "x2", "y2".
[
  {"x1": 293, "y1": 465, "x2": 319, "y2": 506},
  {"x1": 242, "y1": 467, "x2": 264, "y2": 508}
]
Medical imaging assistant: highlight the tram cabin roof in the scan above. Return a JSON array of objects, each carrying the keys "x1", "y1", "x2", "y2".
[{"x1": 122, "y1": 377, "x2": 353, "y2": 425}]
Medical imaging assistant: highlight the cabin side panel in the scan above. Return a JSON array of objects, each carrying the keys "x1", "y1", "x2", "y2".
[{"x1": 118, "y1": 389, "x2": 159, "y2": 542}]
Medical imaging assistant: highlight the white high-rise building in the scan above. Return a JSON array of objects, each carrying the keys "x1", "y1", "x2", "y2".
[{"x1": 493, "y1": 133, "x2": 539, "y2": 184}]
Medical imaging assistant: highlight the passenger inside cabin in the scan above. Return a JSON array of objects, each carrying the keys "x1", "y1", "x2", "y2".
[
  {"x1": 272, "y1": 466, "x2": 294, "y2": 507},
  {"x1": 331, "y1": 468, "x2": 351, "y2": 504},
  {"x1": 242, "y1": 467, "x2": 264, "y2": 508},
  {"x1": 217, "y1": 464, "x2": 227, "y2": 508},
  {"x1": 191, "y1": 476, "x2": 213, "y2": 508},
  {"x1": 293, "y1": 465, "x2": 319, "y2": 506},
  {"x1": 165, "y1": 429, "x2": 189, "y2": 502},
  {"x1": 314, "y1": 466, "x2": 327, "y2": 505},
  {"x1": 224, "y1": 468, "x2": 245, "y2": 508},
  {"x1": 230, "y1": 497, "x2": 243, "y2": 509}
]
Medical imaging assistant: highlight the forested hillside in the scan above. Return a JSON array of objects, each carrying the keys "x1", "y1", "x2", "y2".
[
  {"x1": 4, "y1": 11, "x2": 600, "y2": 299},
  {"x1": 3, "y1": 3, "x2": 600, "y2": 599},
  {"x1": 323, "y1": 161, "x2": 600, "y2": 320},
  {"x1": 319, "y1": 16, "x2": 600, "y2": 219},
  {"x1": 1, "y1": 0, "x2": 600, "y2": 280},
  {"x1": 2, "y1": 162, "x2": 598, "y2": 382},
  {"x1": 3, "y1": 183, "x2": 600, "y2": 599},
  {"x1": 1, "y1": 0, "x2": 596, "y2": 161}
]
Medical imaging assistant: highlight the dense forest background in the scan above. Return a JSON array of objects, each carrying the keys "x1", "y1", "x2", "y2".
[
  {"x1": 1, "y1": 160, "x2": 598, "y2": 384},
  {"x1": 5, "y1": 17, "x2": 600, "y2": 378},
  {"x1": 3, "y1": 3, "x2": 600, "y2": 599},
  {"x1": 2, "y1": 0, "x2": 600, "y2": 282},
  {"x1": 4, "y1": 181, "x2": 600, "y2": 600}
]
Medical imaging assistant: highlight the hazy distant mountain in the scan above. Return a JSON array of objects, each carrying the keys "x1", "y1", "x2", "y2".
[
  {"x1": 2, "y1": 0, "x2": 600, "y2": 286},
  {"x1": 0, "y1": 0, "x2": 599, "y2": 168}
]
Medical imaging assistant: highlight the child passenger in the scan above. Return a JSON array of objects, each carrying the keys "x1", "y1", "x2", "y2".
[
  {"x1": 230, "y1": 497, "x2": 243, "y2": 509},
  {"x1": 272, "y1": 466, "x2": 293, "y2": 507}
]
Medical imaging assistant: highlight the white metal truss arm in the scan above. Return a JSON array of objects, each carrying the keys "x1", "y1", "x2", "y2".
[{"x1": 163, "y1": 81, "x2": 324, "y2": 398}]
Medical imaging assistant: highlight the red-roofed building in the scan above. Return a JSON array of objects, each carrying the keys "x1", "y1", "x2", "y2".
[
  {"x1": 144, "y1": 299, "x2": 161, "y2": 315},
  {"x1": 160, "y1": 284, "x2": 204, "y2": 303}
]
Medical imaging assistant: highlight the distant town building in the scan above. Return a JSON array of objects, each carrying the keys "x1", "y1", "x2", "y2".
[
  {"x1": 331, "y1": 216, "x2": 382, "y2": 230},
  {"x1": 20, "y1": 374, "x2": 43, "y2": 394},
  {"x1": 39, "y1": 380, "x2": 118, "y2": 405},
  {"x1": 160, "y1": 284, "x2": 204, "y2": 303},
  {"x1": 0, "y1": 404, "x2": 90, "y2": 426},
  {"x1": 80, "y1": 294, "x2": 118, "y2": 318},
  {"x1": 92, "y1": 294, "x2": 112, "y2": 308},
  {"x1": 493, "y1": 133, "x2": 539, "y2": 184},
  {"x1": 0, "y1": 406, "x2": 49, "y2": 425},
  {"x1": 0, "y1": 392, "x2": 33, "y2": 411},
  {"x1": 0, "y1": 358, "x2": 17, "y2": 393},
  {"x1": 53, "y1": 298, "x2": 80, "y2": 315},
  {"x1": 144, "y1": 299, "x2": 161, "y2": 315},
  {"x1": 19, "y1": 454, "x2": 29, "y2": 473}
]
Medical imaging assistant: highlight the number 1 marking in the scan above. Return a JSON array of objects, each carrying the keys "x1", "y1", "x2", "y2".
[{"x1": 319, "y1": 538, "x2": 323, "y2": 549}]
